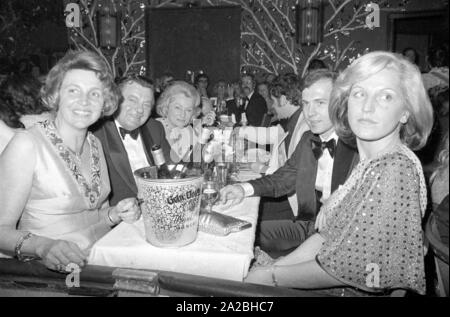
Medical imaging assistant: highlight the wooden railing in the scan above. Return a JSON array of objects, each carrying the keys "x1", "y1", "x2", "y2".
[{"x1": 0, "y1": 259, "x2": 328, "y2": 297}]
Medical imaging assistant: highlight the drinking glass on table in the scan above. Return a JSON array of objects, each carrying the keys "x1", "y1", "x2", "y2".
[
  {"x1": 202, "y1": 180, "x2": 219, "y2": 213},
  {"x1": 214, "y1": 162, "x2": 228, "y2": 190}
]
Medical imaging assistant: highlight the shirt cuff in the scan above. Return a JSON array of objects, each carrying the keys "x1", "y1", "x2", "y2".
[{"x1": 239, "y1": 182, "x2": 254, "y2": 197}]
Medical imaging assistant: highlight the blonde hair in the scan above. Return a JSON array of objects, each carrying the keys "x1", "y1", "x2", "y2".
[
  {"x1": 330, "y1": 51, "x2": 434, "y2": 150},
  {"x1": 41, "y1": 50, "x2": 118, "y2": 117},
  {"x1": 156, "y1": 81, "x2": 200, "y2": 117}
]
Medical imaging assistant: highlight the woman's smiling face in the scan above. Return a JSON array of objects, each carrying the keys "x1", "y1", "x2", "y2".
[
  {"x1": 56, "y1": 69, "x2": 104, "y2": 131},
  {"x1": 166, "y1": 93, "x2": 196, "y2": 128}
]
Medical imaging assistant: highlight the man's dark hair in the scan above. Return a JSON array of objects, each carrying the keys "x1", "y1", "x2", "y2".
[
  {"x1": 302, "y1": 69, "x2": 337, "y2": 91},
  {"x1": 428, "y1": 46, "x2": 449, "y2": 68},
  {"x1": 307, "y1": 58, "x2": 328, "y2": 72},
  {"x1": 116, "y1": 74, "x2": 154, "y2": 90}
]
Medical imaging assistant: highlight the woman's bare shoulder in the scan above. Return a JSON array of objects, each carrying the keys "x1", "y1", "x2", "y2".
[{"x1": 3, "y1": 130, "x2": 37, "y2": 157}]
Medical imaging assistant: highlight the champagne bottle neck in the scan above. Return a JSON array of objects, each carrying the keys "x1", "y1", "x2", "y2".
[{"x1": 152, "y1": 149, "x2": 166, "y2": 167}]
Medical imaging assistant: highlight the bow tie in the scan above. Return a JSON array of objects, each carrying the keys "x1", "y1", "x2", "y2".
[
  {"x1": 238, "y1": 97, "x2": 249, "y2": 107},
  {"x1": 119, "y1": 127, "x2": 139, "y2": 140},
  {"x1": 311, "y1": 137, "x2": 336, "y2": 160}
]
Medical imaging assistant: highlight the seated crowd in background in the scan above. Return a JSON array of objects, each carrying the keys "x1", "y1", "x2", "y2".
[{"x1": 0, "y1": 48, "x2": 448, "y2": 296}]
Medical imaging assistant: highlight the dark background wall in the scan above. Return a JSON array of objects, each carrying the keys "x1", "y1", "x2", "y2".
[
  {"x1": 1, "y1": 0, "x2": 448, "y2": 77},
  {"x1": 146, "y1": 6, "x2": 241, "y2": 84},
  {"x1": 334, "y1": 0, "x2": 449, "y2": 70}
]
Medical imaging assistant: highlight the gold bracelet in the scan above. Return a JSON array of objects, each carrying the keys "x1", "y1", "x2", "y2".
[
  {"x1": 107, "y1": 207, "x2": 119, "y2": 225},
  {"x1": 15, "y1": 232, "x2": 36, "y2": 262},
  {"x1": 271, "y1": 265, "x2": 279, "y2": 287}
]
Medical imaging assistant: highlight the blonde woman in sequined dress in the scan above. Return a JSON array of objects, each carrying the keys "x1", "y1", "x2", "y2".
[{"x1": 241, "y1": 51, "x2": 434, "y2": 296}]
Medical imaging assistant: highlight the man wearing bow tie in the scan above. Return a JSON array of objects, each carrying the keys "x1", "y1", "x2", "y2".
[
  {"x1": 220, "y1": 74, "x2": 358, "y2": 257},
  {"x1": 92, "y1": 75, "x2": 171, "y2": 206},
  {"x1": 226, "y1": 74, "x2": 267, "y2": 126}
]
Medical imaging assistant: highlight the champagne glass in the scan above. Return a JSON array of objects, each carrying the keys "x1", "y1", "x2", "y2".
[{"x1": 202, "y1": 181, "x2": 219, "y2": 213}]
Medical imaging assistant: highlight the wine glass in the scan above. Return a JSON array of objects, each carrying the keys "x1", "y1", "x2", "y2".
[{"x1": 201, "y1": 180, "x2": 219, "y2": 213}]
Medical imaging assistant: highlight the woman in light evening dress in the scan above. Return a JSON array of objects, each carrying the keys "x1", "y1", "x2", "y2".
[{"x1": 0, "y1": 50, "x2": 141, "y2": 272}]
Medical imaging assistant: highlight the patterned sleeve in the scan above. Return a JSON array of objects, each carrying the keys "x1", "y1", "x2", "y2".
[{"x1": 317, "y1": 153, "x2": 426, "y2": 295}]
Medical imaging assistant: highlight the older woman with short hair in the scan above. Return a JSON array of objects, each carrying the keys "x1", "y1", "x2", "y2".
[
  {"x1": 156, "y1": 81, "x2": 201, "y2": 162},
  {"x1": 0, "y1": 50, "x2": 141, "y2": 272},
  {"x1": 241, "y1": 51, "x2": 433, "y2": 296}
]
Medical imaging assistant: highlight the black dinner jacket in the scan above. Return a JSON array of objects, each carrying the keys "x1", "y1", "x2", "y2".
[
  {"x1": 249, "y1": 131, "x2": 359, "y2": 221},
  {"x1": 245, "y1": 91, "x2": 267, "y2": 127},
  {"x1": 92, "y1": 118, "x2": 171, "y2": 206},
  {"x1": 226, "y1": 98, "x2": 243, "y2": 124}
]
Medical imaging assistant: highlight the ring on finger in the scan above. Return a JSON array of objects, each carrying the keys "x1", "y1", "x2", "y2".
[{"x1": 56, "y1": 264, "x2": 66, "y2": 272}]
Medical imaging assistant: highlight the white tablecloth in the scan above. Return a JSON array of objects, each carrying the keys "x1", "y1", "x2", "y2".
[{"x1": 88, "y1": 171, "x2": 261, "y2": 282}]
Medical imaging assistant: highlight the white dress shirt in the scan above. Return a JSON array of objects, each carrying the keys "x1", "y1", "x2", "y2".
[
  {"x1": 314, "y1": 131, "x2": 338, "y2": 203},
  {"x1": 114, "y1": 121, "x2": 150, "y2": 177}
]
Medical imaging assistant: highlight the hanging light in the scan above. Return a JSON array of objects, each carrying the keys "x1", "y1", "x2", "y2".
[
  {"x1": 97, "y1": 5, "x2": 121, "y2": 49},
  {"x1": 296, "y1": 0, "x2": 323, "y2": 46}
]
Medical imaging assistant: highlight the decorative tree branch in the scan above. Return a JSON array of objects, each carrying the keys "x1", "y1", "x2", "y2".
[
  {"x1": 301, "y1": 42, "x2": 322, "y2": 78},
  {"x1": 324, "y1": 2, "x2": 367, "y2": 38},
  {"x1": 208, "y1": 0, "x2": 303, "y2": 75},
  {"x1": 69, "y1": 0, "x2": 148, "y2": 77},
  {"x1": 1, "y1": 0, "x2": 60, "y2": 58},
  {"x1": 65, "y1": 0, "x2": 413, "y2": 79}
]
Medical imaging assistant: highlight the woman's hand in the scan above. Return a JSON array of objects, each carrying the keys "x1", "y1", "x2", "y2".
[
  {"x1": 314, "y1": 209, "x2": 327, "y2": 232},
  {"x1": 250, "y1": 162, "x2": 268, "y2": 174},
  {"x1": 201, "y1": 111, "x2": 216, "y2": 127},
  {"x1": 35, "y1": 237, "x2": 87, "y2": 272},
  {"x1": 111, "y1": 198, "x2": 141, "y2": 224},
  {"x1": 244, "y1": 266, "x2": 274, "y2": 286},
  {"x1": 201, "y1": 97, "x2": 214, "y2": 115}
]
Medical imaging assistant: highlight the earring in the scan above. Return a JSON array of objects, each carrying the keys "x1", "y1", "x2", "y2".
[{"x1": 400, "y1": 115, "x2": 408, "y2": 124}]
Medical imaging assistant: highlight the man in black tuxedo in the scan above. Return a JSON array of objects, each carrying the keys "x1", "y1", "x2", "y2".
[
  {"x1": 219, "y1": 74, "x2": 358, "y2": 257},
  {"x1": 227, "y1": 74, "x2": 267, "y2": 126},
  {"x1": 93, "y1": 75, "x2": 171, "y2": 206},
  {"x1": 226, "y1": 92, "x2": 244, "y2": 124}
]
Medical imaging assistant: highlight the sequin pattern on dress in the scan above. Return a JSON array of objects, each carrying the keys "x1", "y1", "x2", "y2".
[{"x1": 316, "y1": 148, "x2": 426, "y2": 296}]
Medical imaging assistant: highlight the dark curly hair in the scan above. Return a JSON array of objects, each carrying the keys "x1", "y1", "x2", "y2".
[
  {"x1": 0, "y1": 74, "x2": 49, "y2": 116},
  {"x1": 428, "y1": 46, "x2": 449, "y2": 68},
  {"x1": 0, "y1": 103, "x2": 24, "y2": 129},
  {"x1": 270, "y1": 73, "x2": 302, "y2": 106}
]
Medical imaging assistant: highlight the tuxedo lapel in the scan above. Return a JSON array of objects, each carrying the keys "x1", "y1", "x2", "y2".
[
  {"x1": 284, "y1": 108, "x2": 301, "y2": 154},
  {"x1": 287, "y1": 111, "x2": 309, "y2": 158},
  {"x1": 102, "y1": 121, "x2": 137, "y2": 194},
  {"x1": 245, "y1": 92, "x2": 258, "y2": 113},
  {"x1": 331, "y1": 140, "x2": 358, "y2": 192}
]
